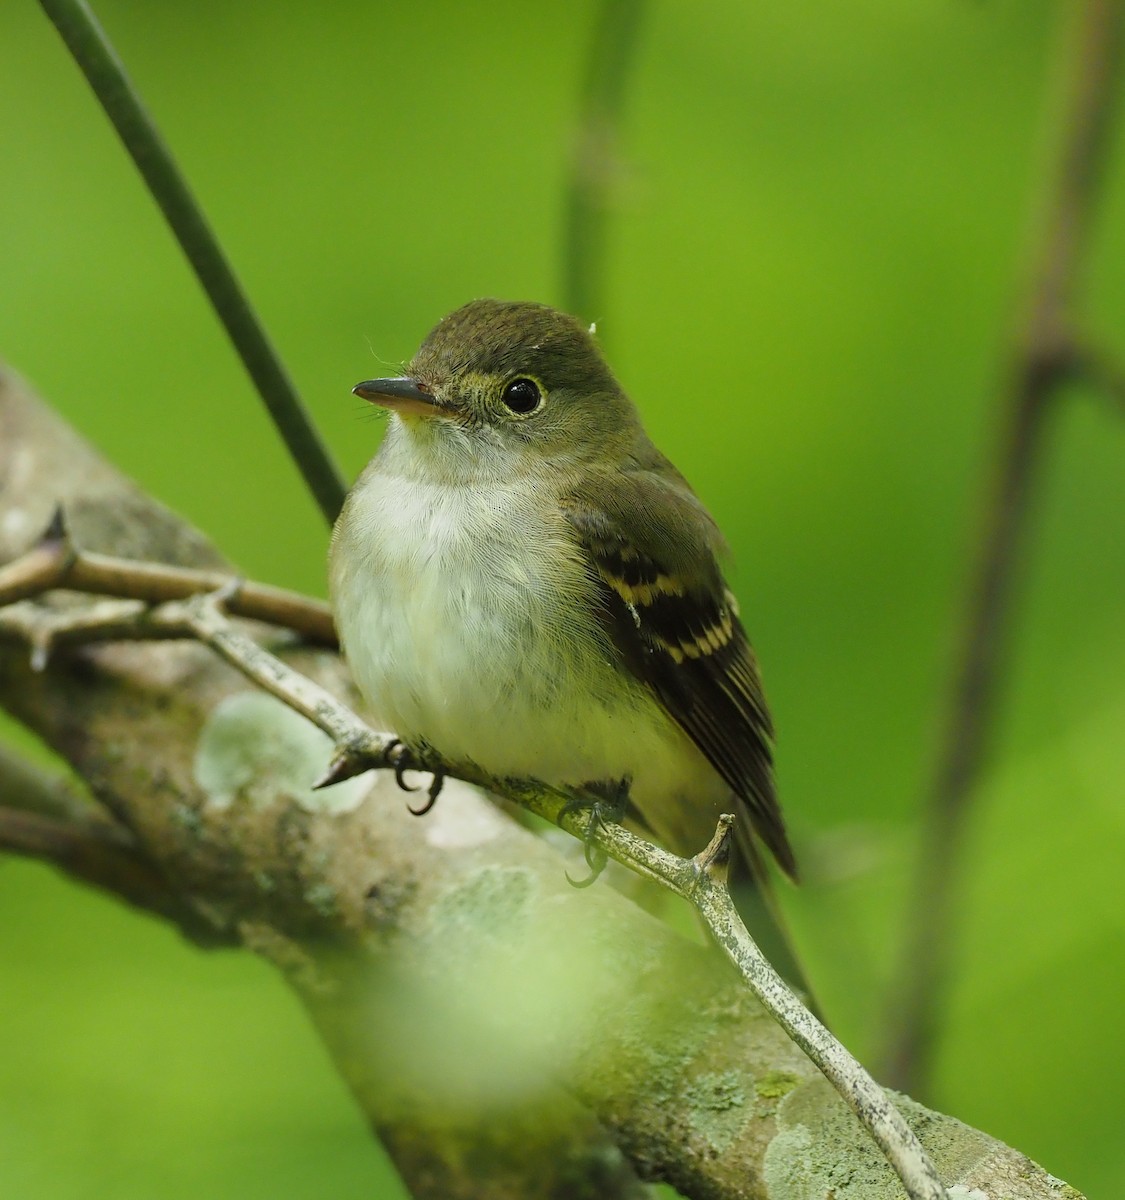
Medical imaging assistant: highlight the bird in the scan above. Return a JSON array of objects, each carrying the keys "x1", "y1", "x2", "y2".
[{"x1": 329, "y1": 298, "x2": 797, "y2": 882}]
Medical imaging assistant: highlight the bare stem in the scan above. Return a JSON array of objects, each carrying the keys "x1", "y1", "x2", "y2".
[
  {"x1": 687, "y1": 822, "x2": 946, "y2": 1200},
  {"x1": 562, "y1": 0, "x2": 647, "y2": 323},
  {"x1": 883, "y1": 0, "x2": 1125, "y2": 1091},
  {"x1": 37, "y1": 0, "x2": 347, "y2": 524}
]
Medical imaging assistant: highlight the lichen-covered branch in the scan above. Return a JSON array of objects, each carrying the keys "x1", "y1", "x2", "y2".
[
  {"x1": 0, "y1": 367, "x2": 1082, "y2": 1199},
  {"x1": 0, "y1": 575, "x2": 947, "y2": 1198},
  {"x1": 24, "y1": 569, "x2": 962, "y2": 1195}
]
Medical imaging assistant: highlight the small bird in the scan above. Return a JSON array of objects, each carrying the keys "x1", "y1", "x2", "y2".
[{"x1": 329, "y1": 299, "x2": 796, "y2": 880}]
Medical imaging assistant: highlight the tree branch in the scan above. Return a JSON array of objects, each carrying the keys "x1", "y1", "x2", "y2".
[
  {"x1": 883, "y1": 0, "x2": 1125, "y2": 1092},
  {"x1": 0, "y1": 582, "x2": 947, "y2": 1198},
  {"x1": 0, "y1": 804, "x2": 232, "y2": 946},
  {"x1": 0, "y1": 737, "x2": 99, "y2": 825},
  {"x1": 0, "y1": 509, "x2": 335, "y2": 645},
  {"x1": 0, "y1": 739, "x2": 231, "y2": 943},
  {"x1": 0, "y1": 367, "x2": 650, "y2": 1200},
  {"x1": 0, "y1": 369, "x2": 1085, "y2": 1199}
]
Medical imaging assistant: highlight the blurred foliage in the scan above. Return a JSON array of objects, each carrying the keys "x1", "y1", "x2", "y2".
[{"x1": 0, "y1": 0, "x2": 1122, "y2": 1196}]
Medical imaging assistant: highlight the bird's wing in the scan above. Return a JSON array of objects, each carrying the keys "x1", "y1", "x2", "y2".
[{"x1": 560, "y1": 469, "x2": 797, "y2": 879}]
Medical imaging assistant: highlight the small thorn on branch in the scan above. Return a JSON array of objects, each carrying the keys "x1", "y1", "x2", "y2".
[
  {"x1": 0, "y1": 508, "x2": 77, "y2": 607},
  {"x1": 311, "y1": 750, "x2": 376, "y2": 790},
  {"x1": 311, "y1": 754, "x2": 355, "y2": 791},
  {"x1": 693, "y1": 813, "x2": 736, "y2": 882},
  {"x1": 207, "y1": 575, "x2": 246, "y2": 610},
  {"x1": 42, "y1": 503, "x2": 69, "y2": 547}
]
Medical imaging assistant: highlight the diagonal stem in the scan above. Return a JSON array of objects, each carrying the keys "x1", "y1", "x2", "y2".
[
  {"x1": 562, "y1": 0, "x2": 648, "y2": 323},
  {"x1": 882, "y1": 0, "x2": 1125, "y2": 1092},
  {"x1": 38, "y1": 0, "x2": 347, "y2": 525}
]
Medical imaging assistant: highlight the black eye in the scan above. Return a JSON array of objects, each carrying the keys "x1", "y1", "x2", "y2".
[{"x1": 501, "y1": 377, "x2": 543, "y2": 415}]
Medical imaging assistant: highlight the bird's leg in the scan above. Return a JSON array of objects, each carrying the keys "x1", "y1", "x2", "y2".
[{"x1": 561, "y1": 776, "x2": 632, "y2": 888}]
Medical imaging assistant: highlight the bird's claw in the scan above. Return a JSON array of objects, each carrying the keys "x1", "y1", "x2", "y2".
[
  {"x1": 386, "y1": 739, "x2": 420, "y2": 792},
  {"x1": 561, "y1": 777, "x2": 631, "y2": 889},
  {"x1": 407, "y1": 768, "x2": 445, "y2": 816},
  {"x1": 386, "y1": 740, "x2": 445, "y2": 816}
]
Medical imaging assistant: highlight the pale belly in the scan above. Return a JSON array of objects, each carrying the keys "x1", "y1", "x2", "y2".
[{"x1": 329, "y1": 465, "x2": 729, "y2": 852}]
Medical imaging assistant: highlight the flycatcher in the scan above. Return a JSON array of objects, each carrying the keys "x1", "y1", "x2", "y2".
[{"x1": 329, "y1": 299, "x2": 796, "y2": 880}]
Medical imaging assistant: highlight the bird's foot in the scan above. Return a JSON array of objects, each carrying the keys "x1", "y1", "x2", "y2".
[
  {"x1": 385, "y1": 739, "x2": 446, "y2": 815},
  {"x1": 560, "y1": 777, "x2": 631, "y2": 889}
]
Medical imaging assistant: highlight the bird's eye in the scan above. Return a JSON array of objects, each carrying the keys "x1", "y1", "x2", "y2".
[{"x1": 500, "y1": 377, "x2": 543, "y2": 415}]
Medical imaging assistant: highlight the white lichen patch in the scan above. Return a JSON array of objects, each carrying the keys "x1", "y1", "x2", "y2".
[
  {"x1": 193, "y1": 691, "x2": 369, "y2": 813},
  {"x1": 682, "y1": 1070, "x2": 748, "y2": 1156},
  {"x1": 763, "y1": 1078, "x2": 996, "y2": 1200},
  {"x1": 424, "y1": 793, "x2": 505, "y2": 849},
  {"x1": 948, "y1": 1188, "x2": 989, "y2": 1200},
  {"x1": 1, "y1": 507, "x2": 29, "y2": 541}
]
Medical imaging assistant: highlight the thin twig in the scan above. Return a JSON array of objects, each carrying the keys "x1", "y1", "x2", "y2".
[
  {"x1": 686, "y1": 822, "x2": 946, "y2": 1200},
  {"x1": 1, "y1": 804, "x2": 139, "y2": 894},
  {"x1": 37, "y1": 0, "x2": 347, "y2": 525},
  {"x1": 0, "y1": 799, "x2": 230, "y2": 947},
  {"x1": 883, "y1": 0, "x2": 1125, "y2": 1091},
  {"x1": 562, "y1": 0, "x2": 647, "y2": 322},
  {"x1": 0, "y1": 739, "x2": 99, "y2": 826},
  {"x1": 0, "y1": 511, "x2": 336, "y2": 646},
  {"x1": 0, "y1": 588, "x2": 948, "y2": 1200}
]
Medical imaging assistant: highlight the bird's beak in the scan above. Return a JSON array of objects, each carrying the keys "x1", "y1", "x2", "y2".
[{"x1": 353, "y1": 376, "x2": 452, "y2": 420}]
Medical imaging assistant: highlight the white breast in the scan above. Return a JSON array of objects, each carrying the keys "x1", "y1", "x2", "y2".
[
  {"x1": 332, "y1": 459, "x2": 604, "y2": 771},
  {"x1": 328, "y1": 434, "x2": 727, "y2": 853}
]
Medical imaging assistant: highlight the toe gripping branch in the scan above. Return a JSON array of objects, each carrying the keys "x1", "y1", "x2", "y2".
[
  {"x1": 388, "y1": 740, "x2": 446, "y2": 816},
  {"x1": 560, "y1": 776, "x2": 631, "y2": 889},
  {"x1": 312, "y1": 738, "x2": 445, "y2": 815}
]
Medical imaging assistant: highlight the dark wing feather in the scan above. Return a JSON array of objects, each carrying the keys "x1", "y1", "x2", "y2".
[{"x1": 562, "y1": 473, "x2": 797, "y2": 879}]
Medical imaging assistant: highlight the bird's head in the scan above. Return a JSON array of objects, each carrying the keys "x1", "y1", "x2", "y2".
[{"x1": 353, "y1": 299, "x2": 642, "y2": 476}]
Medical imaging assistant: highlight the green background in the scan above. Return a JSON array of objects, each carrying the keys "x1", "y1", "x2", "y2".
[{"x1": 1, "y1": 1, "x2": 1122, "y2": 1196}]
